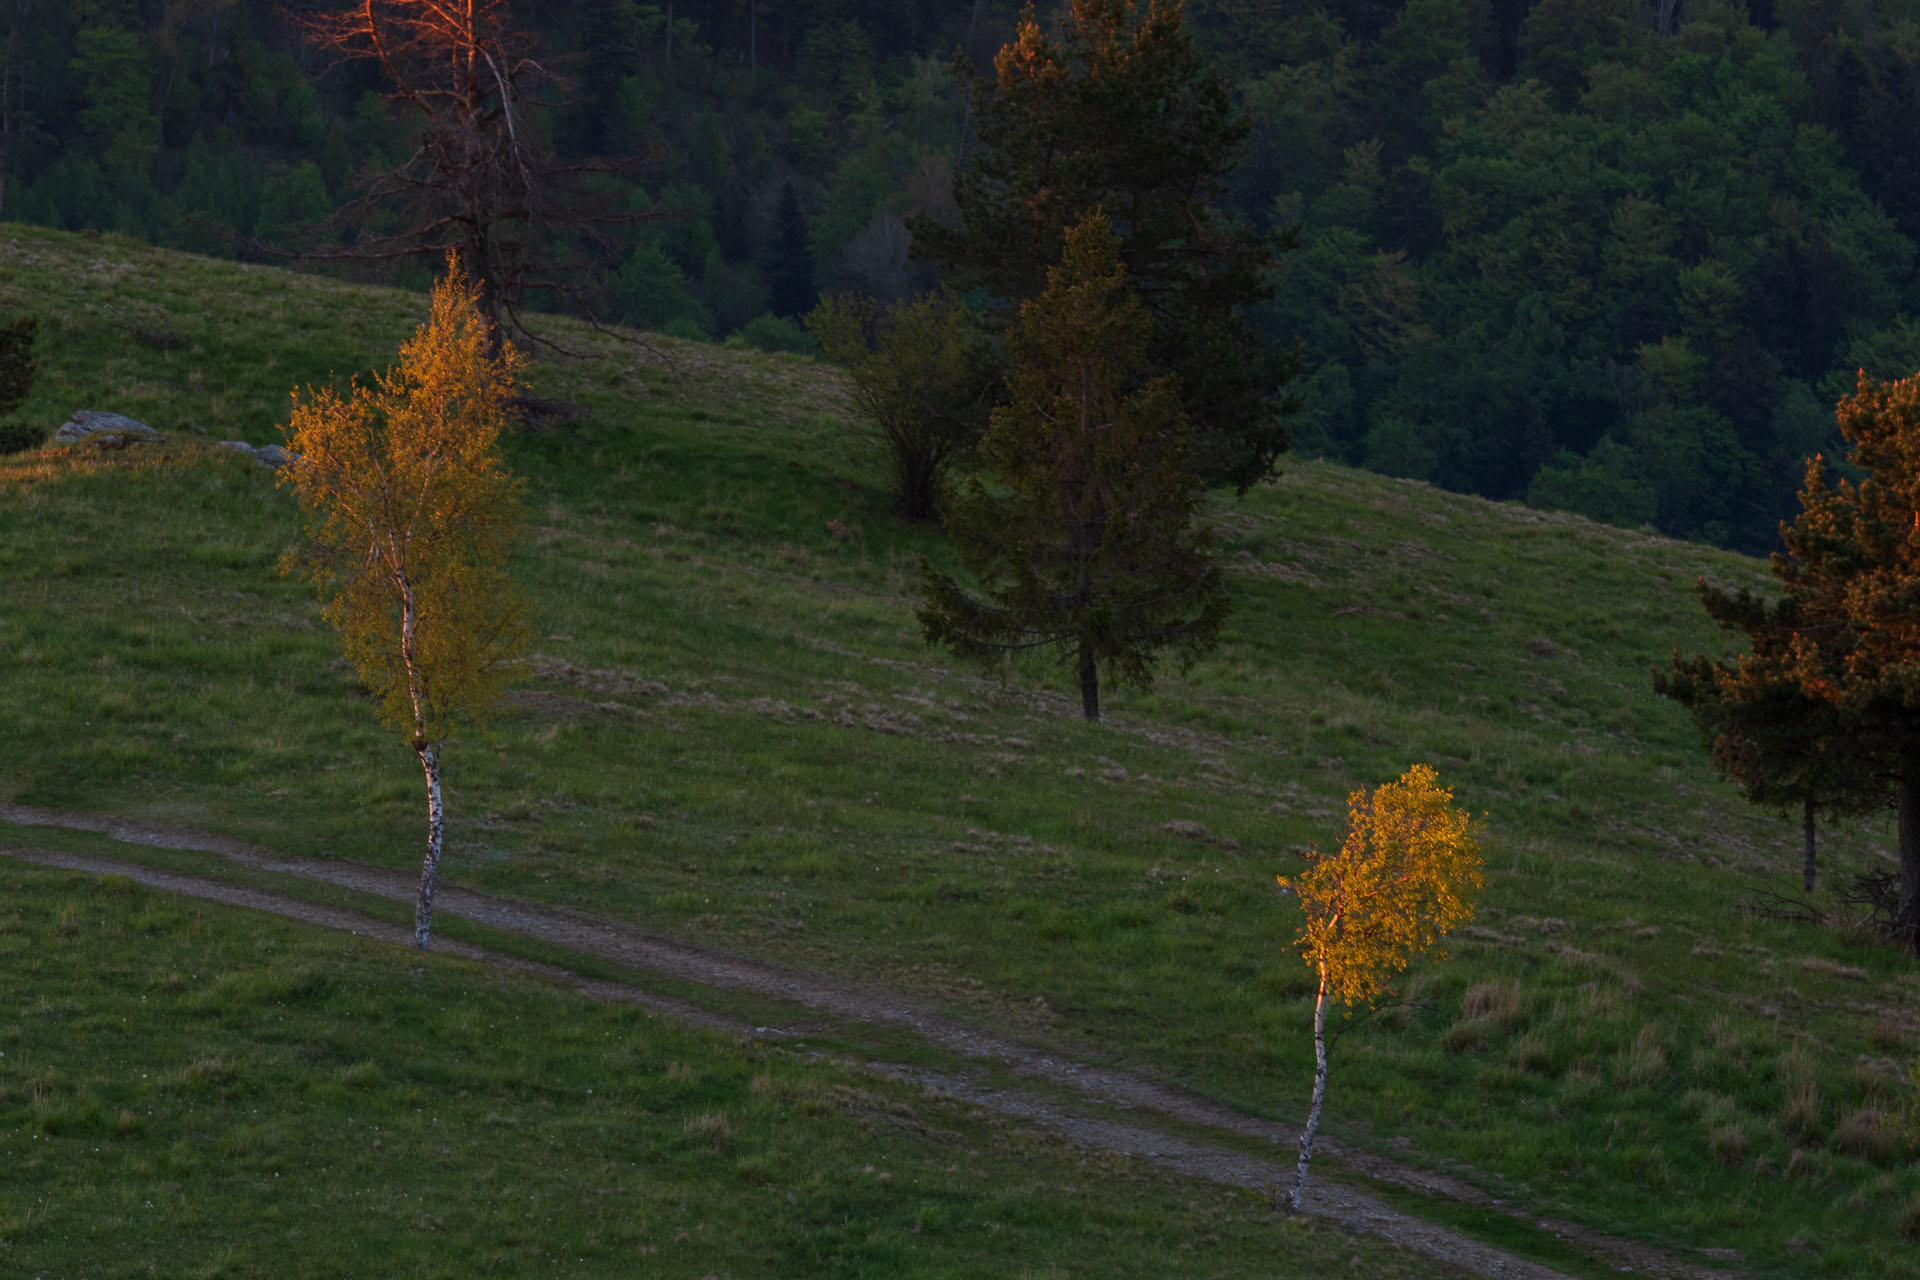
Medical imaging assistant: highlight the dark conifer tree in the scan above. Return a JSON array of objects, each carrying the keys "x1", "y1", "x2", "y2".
[
  {"x1": 575, "y1": 0, "x2": 645, "y2": 156},
  {"x1": 765, "y1": 180, "x2": 816, "y2": 318},
  {"x1": 0, "y1": 314, "x2": 35, "y2": 417},
  {"x1": 912, "y1": 0, "x2": 1293, "y2": 493},
  {"x1": 918, "y1": 212, "x2": 1229, "y2": 722},
  {"x1": 1658, "y1": 581, "x2": 1886, "y2": 892},
  {"x1": 1666, "y1": 372, "x2": 1920, "y2": 942}
]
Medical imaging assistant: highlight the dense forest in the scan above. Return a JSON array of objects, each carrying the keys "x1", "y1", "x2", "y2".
[{"x1": 6, "y1": 0, "x2": 1920, "y2": 550}]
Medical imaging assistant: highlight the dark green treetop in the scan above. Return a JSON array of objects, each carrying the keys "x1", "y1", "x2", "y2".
[
  {"x1": 766, "y1": 181, "x2": 817, "y2": 320},
  {"x1": 912, "y1": 0, "x2": 1293, "y2": 494}
]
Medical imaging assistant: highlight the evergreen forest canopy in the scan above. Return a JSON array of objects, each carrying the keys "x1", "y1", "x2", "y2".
[{"x1": 8, "y1": 0, "x2": 1920, "y2": 551}]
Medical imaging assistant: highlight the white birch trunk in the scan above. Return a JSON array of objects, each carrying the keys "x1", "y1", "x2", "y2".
[
  {"x1": 414, "y1": 740, "x2": 443, "y2": 949},
  {"x1": 1287, "y1": 967, "x2": 1331, "y2": 1213}
]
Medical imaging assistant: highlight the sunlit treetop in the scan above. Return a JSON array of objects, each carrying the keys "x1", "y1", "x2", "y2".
[
  {"x1": 1280, "y1": 764, "x2": 1484, "y2": 1009},
  {"x1": 279, "y1": 256, "x2": 528, "y2": 747}
]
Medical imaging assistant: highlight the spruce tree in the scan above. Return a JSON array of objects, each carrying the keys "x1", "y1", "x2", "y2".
[
  {"x1": 766, "y1": 182, "x2": 817, "y2": 319},
  {"x1": 912, "y1": 0, "x2": 1292, "y2": 493},
  {"x1": 917, "y1": 212, "x2": 1229, "y2": 722},
  {"x1": 1666, "y1": 371, "x2": 1920, "y2": 942}
]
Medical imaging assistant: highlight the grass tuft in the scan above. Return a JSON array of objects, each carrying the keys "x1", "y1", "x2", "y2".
[
  {"x1": 683, "y1": 1110, "x2": 733, "y2": 1147},
  {"x1": 1613, "y1": 1023, "x2": 1669, "y2": 1091},
  {"x1": 1837, "y1": 1107, "x2": 1899, "y2": 1166},
  {"x1": 1708, "y1": 1122, "x2": 1748, "y2": 1167}
]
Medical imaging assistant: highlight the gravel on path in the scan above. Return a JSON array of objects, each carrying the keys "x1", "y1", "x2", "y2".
[{"x1": 0, "y1": 801, "x2": 1748, "y2": 1280}]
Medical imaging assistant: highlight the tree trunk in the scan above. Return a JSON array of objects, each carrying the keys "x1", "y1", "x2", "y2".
[
  {"x1": 897, "y1": 450, "x2": 935, "y2": 521},
  {"x1": 1078, "y1": 642, "x2": 1099, "y2": 723},
  {"x1": 1286, "y1": 968, "x2": 1331, "y2": 1214},
  {"x1": 1802, "y1": 799, "x2": 1817, "y2": 893},
  {"x1": 1898, "y1": 766, "x2": 1920, "y2": 953},
  {"x1": 414, "y1": 740, "x2": 445, "y2": 949}
]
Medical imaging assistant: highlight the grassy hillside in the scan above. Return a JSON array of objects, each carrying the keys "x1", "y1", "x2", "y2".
[
  {"x1": 3, "y1": 222, "x2": 1918, "y2": 1277},
  {"x1": 1, "y1": 861, "x2": 1439, "y2": 1278}
]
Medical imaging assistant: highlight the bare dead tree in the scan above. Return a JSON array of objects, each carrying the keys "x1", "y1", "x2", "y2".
[
  {"x1": 838, "y1": 212, "x2": 917, "y2": 306},
  {"x1": 285, "y1": 0, "x2": 666, "y2": 353}
]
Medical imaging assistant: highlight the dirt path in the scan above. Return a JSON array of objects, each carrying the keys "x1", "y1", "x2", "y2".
[{"x1": 0, "y1": 803, "x2": 1743, "y2": 1279}]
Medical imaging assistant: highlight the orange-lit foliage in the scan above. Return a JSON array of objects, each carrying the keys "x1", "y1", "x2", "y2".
[
  {"x1": 1281, "y1": 764, "x2": 1483, "y2": 1008},
  {"x1": 992, "y1": 8, "x2": 1068, "y2": 88},
  {"x1": 280, "y1": 257, "x2": 527, "y2": 746}
]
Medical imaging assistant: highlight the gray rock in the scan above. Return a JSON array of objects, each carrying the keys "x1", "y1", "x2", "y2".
[
  {"x1": 253, "y1": 444, "x2": 293, "y2": 469},
  {"x1": 55, "y1": 410, "x2": 165, "y2": 446},
  {"x1": 215, "y1": 440, "x2": 257, "y2": 456}
]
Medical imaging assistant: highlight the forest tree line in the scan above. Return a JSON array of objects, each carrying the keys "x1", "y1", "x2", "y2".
[{"x1": 7, "y1": 0, "x2": 1920, "y2": 551}]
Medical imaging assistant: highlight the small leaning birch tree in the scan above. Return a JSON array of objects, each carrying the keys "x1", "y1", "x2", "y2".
[
  {"x1": 281, "y1": 258, "x2": 528, "y2": 949},
  {"x1": 1276, "y1": 764, "x2": 1482, "y2": 1213}
]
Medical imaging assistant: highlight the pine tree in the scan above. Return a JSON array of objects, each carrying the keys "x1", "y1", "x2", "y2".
[
  {"x1": 1658, "y1": 581, "x2": 1886, "y2": 892},
  {"x1": 1666, "y1": 371, "x2": 1920, "y2": 944},
  {"x1": 912, "y1": 0, "x2": 1293, "y2": 493},
  {"x1": 766, "y1": 181, "x2": 816, "y2": 319},
  {"x1": 917, "y1": 212, "x2": 1229, "y2": 722}
]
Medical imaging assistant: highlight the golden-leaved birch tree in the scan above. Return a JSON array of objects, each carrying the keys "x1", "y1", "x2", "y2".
[
  {"x1": 281, "y1": 257, "x2": 528, "y2": 949},
  {"x1": 1277, "y1": 764, "x2": 1483, "y2": 1213}
]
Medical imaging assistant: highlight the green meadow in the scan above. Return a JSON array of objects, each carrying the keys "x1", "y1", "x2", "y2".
[
  {"x1": 5, "y1": 222, "x2": 1920, "y2": 1276},
  {"x1": 1, "y1": 862, "x2": 1435, "y2": 1278}
]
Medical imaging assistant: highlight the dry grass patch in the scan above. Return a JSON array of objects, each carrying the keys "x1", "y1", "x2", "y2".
[
  {"x1": 1901, "y1": 1195, "x2": 1920, "y2": 1241},
  {"x1": 1614, "y1": 1023, "x2": 1669, "y2": 1090},
  {"x1": 1708, "y1": 1122, "x2": 1748, "y2": 1167},
  {"x1": 1446, "y1": 979, "x2": 1529, "y2": 1055},
  {"x1": 1796, "y1": 955, "x2": 1869, "y2": 981},
  {"x1": 1507, "y1": 1030, "x2": 1558, "y2": 1076},
  {"x1": 1853, "y1": 1057, "x2": 1902, "y2": 1102},
  {"x1": 684, "y1": 1111, "x2": 733, "y2": 1147},
  {"x1": 1443, "y1": 1019, "x2": 1488, "y2": 1055},
  {"x1": 1783, "y1": 1077, "x2": 1823, "y2": 1141},
  {"x1": 1836, "y1": 1107, "x2": 1899, "y2": 1166},
  {"x1": 1870, "y1": 1016, "x2": 1907, "y2": 1052},
  {"x1": 1461, "y1": 979, "x2": 1527, "y2": 1028},
  {"x1": 1707, "y1": 1013, "x2": 1746, "y2": 1060}
]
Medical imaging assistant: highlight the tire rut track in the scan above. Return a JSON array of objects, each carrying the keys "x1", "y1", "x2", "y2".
[{"x1": 0, "y1": 803, "x2": 1743, "y2": 1279}]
